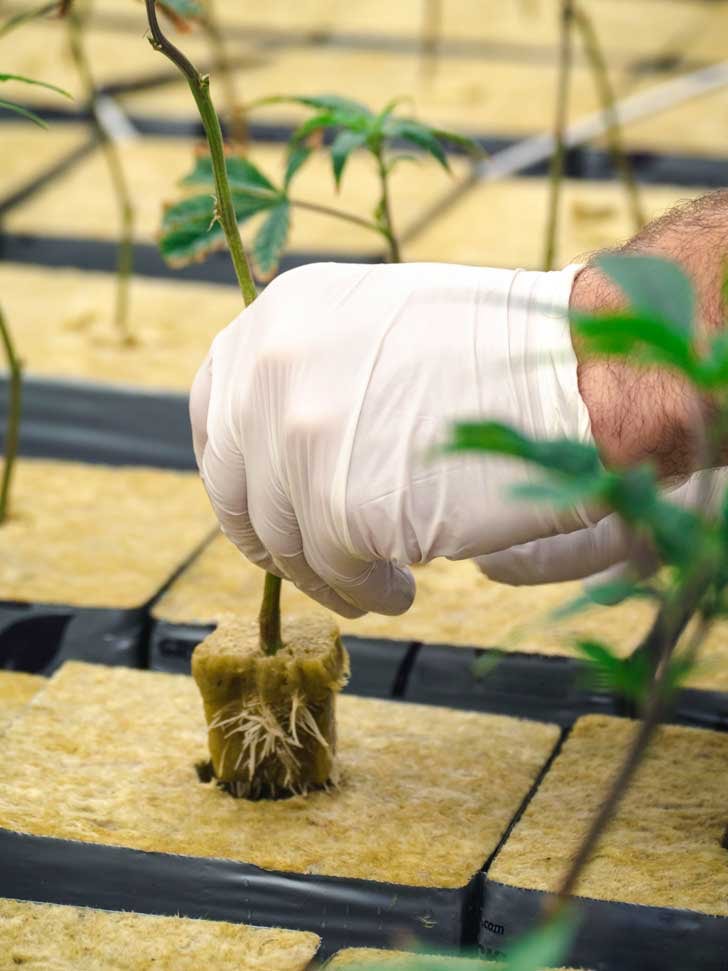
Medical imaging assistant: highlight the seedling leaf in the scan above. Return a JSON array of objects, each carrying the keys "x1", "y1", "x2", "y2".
[
  {"x1": 182, "y1": 155, "x2": 277, "y2": 195},
  {"x1": 0, "y1": 73, "x2": 71, "y2": 100},
  {"x1": 0, "y1": 98, "x2": 48, "y2": 127},
  {"x1": 384, "y1": 118, "x2": 450, "y2": 171},
  {"x1": 160, "y1": 192, "x2": 274, "y2": 265},
  {"x1": 330, "y1": 129, "x2": 368, "y2": 186},
  {"x1": 283, "y1": 143, "x2": 312, "y2": 188},
  {"x1": 596, "y1": 253, "x2": 695, "y2": 335},
  {"x1": 253, "y1": 201, "x2": 290, "y2": 278}
]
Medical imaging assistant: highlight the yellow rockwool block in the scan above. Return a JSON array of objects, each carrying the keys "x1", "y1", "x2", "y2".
[
  {"x1": 406, "y1": 178, "x2": 713, "y2": 271},
  {"x1": 0, "y1": 125, "x2": 89, "y2": 201},
  {"x1": 0, "y1": 264, "x2": 242, "y2": 390},
  {"x1": 0, "y1": 897, "x2": 319, "y2": 971},
  {"x1": 0, "y1": 661, "x2": 559, "y2": 889},
  {"x1": 0, "y1": 18, "x2": 210, "y2": 107},
  {"x1": 0, "y1": 671, "x2": 45, "y2": 734},
  {"x1": 490, "y1": 714, "x2": 728, "y2": 914},
  {"x1": 152, "y1": 536, "x2": 728, "y2": 693},
  {"x1": 0, "y1": 460, "x2": 213, "y2": 608}
]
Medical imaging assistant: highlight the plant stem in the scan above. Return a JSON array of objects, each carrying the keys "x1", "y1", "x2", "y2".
[
  {"x1": 290, "y1": 197, "x2": 382, "y2": 235},
  {"x1": 374, "y1": 148, "x2": 401, "y2": 263},
  {"x1": 543, "y1": 0, "x2": 574, "y2": 272},
  {"x1": 0, "y1": 306, "x2": 22, "y2": 526},
  {"x1": 67, "y1": 3, "x2": 135, "y2": 346},
  {"x1": 145, "y1": 0, "x2": 257, "y2": 306},
  {"x1": 202, "y1": 0, "x2": 247, "y2": 146},
  {"x1": 572, "y1": 2, "x2": 644, "y2": 231},
  {"x1": 546, "y1": 557, "x2": 715, "y2": 914},
  {"x1": 420, "y1": 0, "x2": 442, "y2": 79},
  {"x1": 258, "y1": 572, "x2": 283, "y2": 655},
  {"x1": 144, "y1": 0, "x2": 281, "y2": 654}
]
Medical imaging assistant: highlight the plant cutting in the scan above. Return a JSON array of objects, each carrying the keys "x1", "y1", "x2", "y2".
[
  {"x1": 158, "y1": 93, "x2": 481, "y2": 275},
  {"x1": 1, "y1": 12, "x2": 72, "y2": 525},
  {"x1": 144, "y1": 0, "x2": 355, "y2": 798}
]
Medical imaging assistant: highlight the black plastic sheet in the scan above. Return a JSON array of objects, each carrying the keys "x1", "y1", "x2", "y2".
[
  {"x1": 0, "y1": 829, "x2": 481, "y2": 960},
  {"x1": 0, "y1": 601, "x2": 145, "y2": 674},
  {"x1": 479, "y1": 878, "x2": 728, "y2": 971}
]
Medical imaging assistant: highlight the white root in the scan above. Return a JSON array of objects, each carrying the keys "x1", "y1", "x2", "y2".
[{"x1": 208, "y1": 690, "x2": 332, "y2": 796}]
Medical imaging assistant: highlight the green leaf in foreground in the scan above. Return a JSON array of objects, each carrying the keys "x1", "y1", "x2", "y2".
[
  {"x1": 597, "y1": 253, "x2": 695, "y2": 335},
  {"x1": 331, "y1": 128, "x2": 368, "y2": 186},
  {"x1": 570, "y1": 309, "x2": 701, "y2": 383},
  {"x1": 446, "y1": 421, "x2": 603, "y2": 479},
  {"x1": 501, "y1": 909, "x2": 577, "y2": 971}
]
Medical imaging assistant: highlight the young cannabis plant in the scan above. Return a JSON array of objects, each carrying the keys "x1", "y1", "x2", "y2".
[
  {"x1": 159, "y1": 94, "x2": 482, "y2": 276},
  {"x1": 446, "y1": 252, "x2": 728, "y2": 968},
  {"x1": 1, "y1": 7, "x2": 72, "y2": 524}
]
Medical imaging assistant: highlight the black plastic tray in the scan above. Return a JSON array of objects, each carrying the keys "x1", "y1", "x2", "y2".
[
  {"x1": 0, "y1": 375, "x2": 194, "y2": 470},
  {"x1": 478, "y1": 878, "x2": 728, "y2": 971},
  {"x1": 0, "y1": 828, "x2": 481, "y2": 960},
  {"x1": 404, "y1": 644, "x2": 619, "y2": 726},
  {"x1": 149, "y1": 619, "x2": 415, "y2": 699},
  {"x1": 0, "y1": 600, "x2": 145, "y2": 674}
]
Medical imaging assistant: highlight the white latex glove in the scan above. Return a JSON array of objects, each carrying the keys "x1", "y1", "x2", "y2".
[
  {"x1": 477, "y1": 467, "x2": 728, "y2": 587},
  {"x1": 190, "y1": 260, "x2": 596, "y2": 619}
]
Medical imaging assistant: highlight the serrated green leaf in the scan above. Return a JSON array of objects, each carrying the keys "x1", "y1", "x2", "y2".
[
  {"x1": 502, "y1": 910, "x2": 576, "y2": 971},
  {"x1": 182, "y1": 155, "x2": 278, "y2": 195},
  {"x1": 597, "y1": 253, "x2": 695, "y2": 335},
  {"x1": 284, "y1": 143, "x2": 312, "y2": 188},
  {"x1": 0, "y1": 73, "x2": 71, "y2": 100},
  {"x1": 0, "y1": 98, "x2": 47, "y2": 127},
  {"x1": 385, "y1": 118, "x2": 450, "y2": 171},
  {"x1": 253, "y1": 201, "x2": 290, "y2": 277},
  {"x1": 432, "y1": 127, "x2": 485, "y2": 157},
  {"x1": 291, "y1": 110, "x2": 342, "y2": 143},
  {"x1": 159, "y1": 191, "x2": 275, "y2": 266},
  {"x1": 330, "y1": 129, "x2": 368, "y2": 187},
  {"x1": 571, "y1": 309, "x2": 701, "y2": 382},
  {"x1": 446, "y1": 421, "x2": 603, "y2": 479},
  {"x1": 290, "y1": 94, "x2": 372, "y2": 117}
]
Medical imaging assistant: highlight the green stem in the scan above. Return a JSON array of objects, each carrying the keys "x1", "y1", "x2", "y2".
[
  {"x1": 543, "y1": 0, "x2": 574, "y2": 272},
  {"x1": 67, "y1": 3, "x2": 135, "y2": 345},
  {"x1": 145, "y1": 0, "x2": 281, "y2": 653},
  {"x1": 258, "y1": 572, "x2": 283, "y2": 655},
  {"x1": 572, "y1": 2, "x2": 645, "y2": 231},
  {"x1": 0, "y1": 306, "x2": 22, "y2": 526},
  {"x1": 203, "y1": 0, "x2": 247, "y2": 146},
  {"x1": 375, "y1": 148, "x2": 401, "y2": 263},
  {"x1": 290, "y1": 197, "x2": 382, "y2": 235}
]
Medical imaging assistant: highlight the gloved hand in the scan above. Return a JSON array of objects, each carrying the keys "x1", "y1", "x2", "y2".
[
  {"x1": 190, "y1": 259, "x2": 598, "y2": 619},
  {"x1": 477, "y1": 467, "x2": 728, "y2": 586}
]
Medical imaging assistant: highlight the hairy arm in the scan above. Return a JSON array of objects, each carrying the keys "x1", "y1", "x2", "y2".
[{"x1": 570, "y1": 264, "x2": 704, "y2": 478}]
